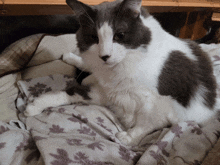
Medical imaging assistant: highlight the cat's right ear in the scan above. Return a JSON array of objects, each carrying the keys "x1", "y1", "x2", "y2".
[
  {"x1": 66, "y1": 0, "x2": 94, "y2": 17},
  {"x1": 121, "y1": 0, "x2": 142, "y2": 18}
]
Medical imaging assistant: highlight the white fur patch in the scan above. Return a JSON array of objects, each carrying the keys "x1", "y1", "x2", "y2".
[
  {"x1": 62, "y1": 52, "x2": 84, "y2": 69},
  {"x1": 98, "y1": 22, "x2": 113, "y2": 58},
  {"x1": 25, "y1": 91, "x2": 71, "y2": 116}
]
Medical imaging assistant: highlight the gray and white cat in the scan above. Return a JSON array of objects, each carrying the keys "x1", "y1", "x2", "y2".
[{"x1": 25, "y1": 0, "x2": 218, "y2": 146}]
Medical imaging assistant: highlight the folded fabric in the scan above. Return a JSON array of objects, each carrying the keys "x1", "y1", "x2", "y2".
[
  {"x1": 16, "y1": 74, "x2": 77, "y2": 113},
  {"x1": 27, "y1": 34, "x2": 79, "y2": 67},
  {"x1": 1, "y1": 102, "x2": 220, "y2": 165},
  {"x1": 0, "y1": 73, "x2": 20, "y2": 122},
  {"x1": 21, "y1": 60, "x2": 76, "y2": 80},
  {"x1": 5, "y1": 74, "x2": 219, "y2": 165},
  {"x1": 0, "y1": 34, "x2": 44, "y2": 78}
]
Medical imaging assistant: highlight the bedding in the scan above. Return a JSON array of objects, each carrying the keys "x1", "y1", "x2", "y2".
[
  {"x1": 0, "y1": 73, "x2": 20, "y2": 122},
  {"x1": 0, "y1": 34, "x2": 220, "y2": 165}
]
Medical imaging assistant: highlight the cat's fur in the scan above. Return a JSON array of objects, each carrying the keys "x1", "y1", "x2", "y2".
[{"x1": 25, "y1": 0, "x2": 217, "y2": 146}]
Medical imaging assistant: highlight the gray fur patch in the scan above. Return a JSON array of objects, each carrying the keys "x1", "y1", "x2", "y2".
[
  {"x1": 158, "y1": 42, "x2": 217, "y2": 109},
  {"x1": 66, "y1": 84, "x2": 91, "y2": 100},
  {"x1": 187, "y1": 41, "x2": 216, "y2": 109},
  {"x1": 158, "y1": 50, "x2": 198, "y2": 107}
]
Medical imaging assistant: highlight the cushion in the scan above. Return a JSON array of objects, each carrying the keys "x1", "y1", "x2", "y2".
[
  {"x1": 27, "y1": 34, "x2": 79, "y2": 67},
  {"x1": 22, "y1": 60, "x2": 76, "y2": 80},
  {"x1": 0, "y1": 34, "x2": 44, "y2": 77}
]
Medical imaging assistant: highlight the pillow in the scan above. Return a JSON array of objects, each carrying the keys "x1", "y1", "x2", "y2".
[
  {"x1": 0, "y1": 34, "x2": 45, "y2": 77},
  {"x1": 27, "y1": 34, "x2": 80, "y2": 67},
  {"x1": 22, "y1": 60, "x2": 76, "y2": 80}
]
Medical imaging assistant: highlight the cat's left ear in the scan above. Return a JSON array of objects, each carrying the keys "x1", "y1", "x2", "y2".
[
  {"x1": 66, "y1": 0, "x2": 94, "y2": 17},
  {"x1": 121, "y1": 0, "x2": 142, "y2": 18}
]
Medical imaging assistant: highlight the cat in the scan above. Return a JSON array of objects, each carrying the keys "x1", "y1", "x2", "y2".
[{"x1": 25, "y1": 0, "x2": 218, "y2": 146}]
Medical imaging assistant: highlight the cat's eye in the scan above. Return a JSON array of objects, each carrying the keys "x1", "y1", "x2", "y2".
[{"x1": 114, "y1": 32, "x2": 125, "y2": 41}]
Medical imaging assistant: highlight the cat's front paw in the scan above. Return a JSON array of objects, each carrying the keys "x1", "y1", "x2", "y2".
[
  {"x1": 24, "y1": 103, "x2": 44, "y2": 116},
  {"x1": 62, "y1": 52, "x2": 82, "y2": 67},
  {"x1": 62, "y1": 53, "x2": 73, "y2": 64},
  {"x1": 120, "y1": 115, "x2": 135, "y2": 130},
  {"x1": 116, "y1": 131, "x2": 138, "y2": 146}
]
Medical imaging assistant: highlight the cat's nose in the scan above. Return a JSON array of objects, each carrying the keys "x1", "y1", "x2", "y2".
[{"x1": 100, "y1": 55, "x2": 111, "y2": 62}]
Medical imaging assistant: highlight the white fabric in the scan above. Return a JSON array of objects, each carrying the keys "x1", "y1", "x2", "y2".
[
  {"x1": 22, "y1": 60, "x2": 76, "y2": 80},
  {"x1": 27, "y1": 34, "x2": 79, "y2": 67},
  {"x1": 0, "y1": 73, "x2": 21, "y2": 122}
]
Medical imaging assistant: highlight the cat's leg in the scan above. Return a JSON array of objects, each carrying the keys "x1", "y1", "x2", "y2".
[
  {"x1": 24, "y1": 83, "x2": 106, "y2": 116},
  {"x1": 25, "y1": 91, "x2": 73, "y2": 116},
  {"x1": 116, "y1": 109, "x2": 155, "y2": 146},
  {"x1": 62, "y1": 52, "x2": 85, "y2": 69},
  {"x1": 116, "y1": 109, "x2": 167, "y2": 146},
  {"x1": 116, "y1": 95, "x2": 174, "y2": 146}
]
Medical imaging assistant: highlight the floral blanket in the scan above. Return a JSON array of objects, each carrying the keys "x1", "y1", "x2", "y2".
[{"x1": 1, "y1": 74, "x2": 220, "y2": 165}]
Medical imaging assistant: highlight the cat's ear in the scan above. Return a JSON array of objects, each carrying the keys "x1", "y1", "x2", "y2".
[
  {"x1": 66, "y1": 0, "x2": 95, "y2": 17},
  {"x1": 121, "y1": 0, "x2": 142, "y2": 18},
  {"x1": 66, "y1": 0, "x2": 96, "y2": 26}
]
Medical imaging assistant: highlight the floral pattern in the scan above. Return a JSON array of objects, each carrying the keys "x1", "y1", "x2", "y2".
[
  {"x1": 96, "y1": 117, "x2": 113, "y2": 134},
  {"x1": 50, "y1": 148, "x2": 114, "y2": 165},
  {"x1": 49, "y1": 125, "x2": 65, "y2": 133},
  {"x1": 0, "y1": 125, "x2": 9, "y2": 134},
  {"x1": 149, "y1": 150, "x2": 167, "y2": 165},
  {"x1": 28, "y1": 83, "x2": 52, "y2": 97},
  {"x1": 119, "y1": 145, "x2": 135, "y2": 162},
  {"x1": 171, "y1": 124, "x2": 183, "y2": 138},
  {"x1": 68, "y1": 113, "x2": 96, "y2": 136},
  {"x1": 0, "y1": 66, "x2": 219, "y2": 165},
  {"x1": 15, "y1": 133, "x2": 41, "y2": 163},
  {"x1": 0, "y1": 142, "x2": 5, "y2": 149}
]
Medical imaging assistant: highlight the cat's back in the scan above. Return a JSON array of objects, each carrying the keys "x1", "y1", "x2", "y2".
[
  {"x1": 138, "y1": 14, "x2": 217, "y2": 123},
  {"x1": 137, "y1": 16, "x2": 198, "y2": 91}
]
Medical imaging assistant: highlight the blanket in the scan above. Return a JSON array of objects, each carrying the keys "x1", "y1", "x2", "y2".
[
  {"x1": 0, "y1": 34, "x2": 77, "y2": 123},
  {"x1": 1, "y1": 34, "x2": 220, "y2": 165},
  {"x1": 1, "y1": 74, "x2": 220, "y2": 165}
]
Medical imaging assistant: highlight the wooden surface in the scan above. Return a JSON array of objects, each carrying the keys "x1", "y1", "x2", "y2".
[
  {"x1": 0, "y1": 0, "x2": 218, "y2": 40},
  {"x1": 179, "y1": 12, "x2": 209, "y2": 40},
  {"x1": 0, "y1": 0, "x2": 219, "y2": 40},
  {"x1": 1, "y1": 0, "x2": 220, "y2": 7},
  {"x1": 212, "y1": 12, "x2": 220, "y2": 21},
  {"x1": 1, "y1": 0, "x2": 220, "y2": 16}
]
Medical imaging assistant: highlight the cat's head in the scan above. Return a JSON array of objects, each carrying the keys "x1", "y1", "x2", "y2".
[{"x1": 67, "y1": 0, "x2": 151, "y2": 67}]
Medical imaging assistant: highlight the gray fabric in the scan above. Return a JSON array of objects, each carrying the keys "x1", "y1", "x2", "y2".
[{"x1": 1, "y1": 74, "x2": 220, "y2": 165}]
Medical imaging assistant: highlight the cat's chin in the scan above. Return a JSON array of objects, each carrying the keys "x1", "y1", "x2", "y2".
[
  {"x1": 102, "y1": 61, "x2": 118, "y2": 68},
  {"x1": 102, "y1": 58, "x2": 125, "y2": 68}
]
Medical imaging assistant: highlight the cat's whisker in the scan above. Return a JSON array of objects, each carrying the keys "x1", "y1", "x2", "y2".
[
  {"x1": 75, "y1": 69, "x2": 87, "y2": 83},
  {"x1": 80, "y1": 16, "x2": 95, "y2": 26},
  {"x1": 79, "y1": 22, "x2": 95, "y2": 29}
]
